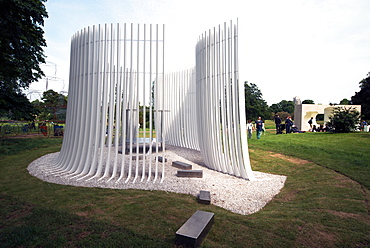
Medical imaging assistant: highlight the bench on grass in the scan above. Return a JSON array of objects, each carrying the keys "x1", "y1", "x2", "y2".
[{"x1": 175, "y1": 210, "x2": 214, "y2": 247}]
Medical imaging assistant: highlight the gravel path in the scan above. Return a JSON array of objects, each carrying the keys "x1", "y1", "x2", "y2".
[{"x1": 28, "y1": 145, "x2": 287, "y2": 215}]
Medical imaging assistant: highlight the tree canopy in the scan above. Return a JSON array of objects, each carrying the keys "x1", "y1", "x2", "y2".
[
  {"x1": 0, "y1": 90, "x2": 38, "y2": 120},
  {"x1": 269, "y1": 100, "x2": 295, "y2": 116},
  {"x1": 0, "y1": 0, "x2": 48, "y2": 120},
  {"x1": 302, "y1": 99, "x2": 314, "y2": 104},
  {"x1": 33, "y1": 90, "x2": 67, "y2": 121},
  {"x1": 339, "y1": 98, "x2": 350, "y2": 105},
  {"x1": 351, "y1": 73, "x2": 370, "y2": 120},
  {"x1": 244, "y1": 81, "x2": 270, "y2": 120}
]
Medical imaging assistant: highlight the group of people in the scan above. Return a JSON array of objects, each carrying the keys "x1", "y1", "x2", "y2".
[
  {"x1": 247, "y1": 115, "x2": 297, "y2": 140},
  {"x1": 308, "y1": 117, "x2": 332, "y2": 132},
  {"x1": 274, "y1": 114, "x2": 298, "y2": 134},
  {"x1": 248, "y1": 115, "x2": 336, "y2": 139},
  {"x1": 247, "y1": 117, "x2": 265, "y2": 139}
]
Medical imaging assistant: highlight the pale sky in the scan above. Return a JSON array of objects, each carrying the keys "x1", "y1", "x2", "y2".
[{"x1": 28, "y1": 0, "x2": 370, "y2": 105}]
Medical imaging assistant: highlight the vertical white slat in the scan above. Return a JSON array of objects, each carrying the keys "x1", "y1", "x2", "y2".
[
  {"x1": 234, "y1": 20, "x2": 255, "y2": 180},
  {"x1": 58, "y1": 28, "x2": 86, "y2": 174},
  {"x1": 117, "y1": 23, "x2": 127, "y2": 182},
  {"x1": 79, "y1": 25, "x2": 99, "y2": 178},
  {"x1": 132, "y1": 24, "x2": 140, "y2": 183},
  {"x1": 101, "y1": 23, "x2": 115, "y2": 180},
  {"x1": 176, "y1": 71, "x2": 181, "y2": 147},
  {"x1": 231, "y1": 20, "x2": 244, "y2": 178},
  {"x1": 53, "y1": 32, "x2": 76, "y2": 169},
  {"x1": 204, "y1": 30, "x2": 214, "y2": 170},
  {"x1": 53, "y1": 32, "x2": 77, "y2": 169},
  {"x1": 54, "y1": 30, "x2": 82, "y2": 173},
  {"x1": 228, "y1": 20, "x2": 242, "y2": 177},
  {"x1": 190, "y1": 68, "x2": 199, "y2": 150},
  {"x1": 141, "y1": 23, "x2": 147, "y2": 182},
  {"x1": 218, "y1": 24, "x2": 230, "y2": 173},
  {"x1": 80, "y1": 24, "x2": 104, "y2": 181},
  {"x1": 147, "y1": 24, "x2": 153, "y2": 182},
  {"x1": 70, "y1": 26, "x2": 94, "y2": 177},
  {"x1": 160, "y1": 24, "x2": 165, "y2": 183},
  {"x1": 153, "y1": 24, "x2": 159, "y2": 183},
  {"x1": 88, "y1": 23, "x2": 110, "y2": 181},
  {"x1": 223, "y1": 22, "x2": 234, "y2": 175},
  {"x1": 125, "y1": 23, "x2": 134, "y2": 183},
  {"x1": 70, "y1": 25, "x2": 94, "y2": 178},
  {"x1": 109, "y1": 23, "x2": 122, "y2": 182},
  {"x1": 209, "y1": 29, "x2": 221, "y2": 172},
  {"x1": 214, "y1": 26, "x2": 227, "y2": 172},
  {"x1": 211, "y1": 26, "x2": 224, "y2": 172}
]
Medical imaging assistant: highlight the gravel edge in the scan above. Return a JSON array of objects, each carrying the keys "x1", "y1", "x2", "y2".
[{"x1": 28, "y1": 145, "x2": 287, "y2": 215}]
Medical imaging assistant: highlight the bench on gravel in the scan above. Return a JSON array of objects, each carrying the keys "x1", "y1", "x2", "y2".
[
  {"x1": 175, "y1": 210, "x2": 214, "y2": 247},
  {"x1": 157, "y1": 156, "x2": 167, "y2": 162},
  {"x1": 172, "y1": 161, "x2": 192, "y2": 170},
  {"x1": 198, "y1": 190, "x2": 211, "y2": 205},
  {"x1": 177, "y1": 170, "x2": 203, "y2": 178}
]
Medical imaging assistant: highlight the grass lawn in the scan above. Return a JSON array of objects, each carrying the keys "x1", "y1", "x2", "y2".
[
  {"x1": 1, "y1": 133, "x2": 369, "y2": 247},
  {"x1": 249, "y1": 129, "x2": 370, "y2": 190}
]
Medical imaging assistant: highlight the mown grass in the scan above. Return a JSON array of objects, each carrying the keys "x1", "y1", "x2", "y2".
[
  {"x1": 1, "y1": 135, "x2": 369, "y2": 247},
  {"x1": 0, "y1": 137, "x2": 63, "y2": 158},
  {"x1": 248, "y1": 130, "x2": 370, "y2": 190}
]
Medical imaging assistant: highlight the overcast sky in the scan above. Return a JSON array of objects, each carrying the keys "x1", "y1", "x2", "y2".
[{"x1": 28, "y1": 0, "x2": 370, "y2": 105}]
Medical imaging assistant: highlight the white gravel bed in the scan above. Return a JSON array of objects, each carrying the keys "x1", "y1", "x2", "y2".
[{"x1": 28, "y1": 145, "x2": 287, "y2": 215}]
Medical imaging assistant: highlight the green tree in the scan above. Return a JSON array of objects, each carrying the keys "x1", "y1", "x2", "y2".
[
  {"x1": 33, "y1": 90, "x2": 67, "y2": 121},
  {"x1": 269, "y1": 100, "x2": 295, "y2": 116},
  {"x1": 339, "y1": 98, "x2": 350, "y2": 105},
  {"x1": 302, "y1": 99, "x2": 315, "y2": 104},
  {"x1": 269, "y1": 103, "x2": 280, "y2": 114},
  {"x1": 275, "y1": 111, "x2": 290, "y2": 121},
  {"x1": 327, "y1": 106, "x2": 361, "y2": 133},
  {"x1": 0, "y1": 90, "x2": 38, "y2": 120},
  {"x1": 244, "y1": 82, "x2": 270, "y2": 120},
  {"x1": 0, "y1": 0, "x2": 48, "y2": 118},
  {"x1": 351, "y1": 72, "x2": 370, "y2": 119}
]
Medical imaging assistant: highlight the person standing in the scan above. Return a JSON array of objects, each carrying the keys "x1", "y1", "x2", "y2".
[
  {"x1": 285, "y1": 116, "x2": 293, "y2": 134},
  {"x1": 255, "y1": 117, "x2": 264, "y2": 139},
  {"x1": 360, "y1": 120, "x2": 368, "y2": 131},
  {"x1": 274, "y1": 114, "x2": 282, "y2": 134},
  {"x1": 247, "y1": 119, "x2": 254, "y2": 139},
  {"x1": 308, "y1": 117, "x2": 314, "y2": 129}
]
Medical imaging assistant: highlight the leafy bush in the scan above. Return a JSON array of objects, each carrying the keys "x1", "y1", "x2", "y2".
[{"x1": 327, "y1": 106, "x2": 360, "y2": 133}]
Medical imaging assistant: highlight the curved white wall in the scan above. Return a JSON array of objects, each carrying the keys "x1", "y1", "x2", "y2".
[{"x1": 48, "y1": 21, "x2": 255, "y2": 184}]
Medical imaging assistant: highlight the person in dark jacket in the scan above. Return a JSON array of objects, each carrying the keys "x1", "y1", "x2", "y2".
[
  {"x1": 255, "y1": 117, "x2": 264, "y2": 139},
  {"x1": 285, "y1": 116, "x2": 293, "y2": 134},
  {"x1": 274, "y1": 114, "x2": 282, "y2": 134}
]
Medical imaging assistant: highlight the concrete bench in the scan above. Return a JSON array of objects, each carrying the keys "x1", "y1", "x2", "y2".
[
  {"x1": 177, "y1": 170, "x2": 203, "y2": 178},
  {"x1": 175, "y1": 210, "x2": 214, "y2": 247},
  {"x1": 172, "y1": 161, "x2": 192, "y2": 170},
  {"x1": 198, "y1": 190, "x2": 211, "y2": 205}
]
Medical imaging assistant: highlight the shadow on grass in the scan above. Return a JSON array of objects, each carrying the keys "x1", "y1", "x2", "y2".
[{"x1": 0, "y1": 193, "x2": 171, "y2": 248}]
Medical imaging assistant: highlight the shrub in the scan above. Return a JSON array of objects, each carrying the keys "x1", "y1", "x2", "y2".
[{"x1": 327, "y1": 107, "x2": 360, "y2": 133}]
